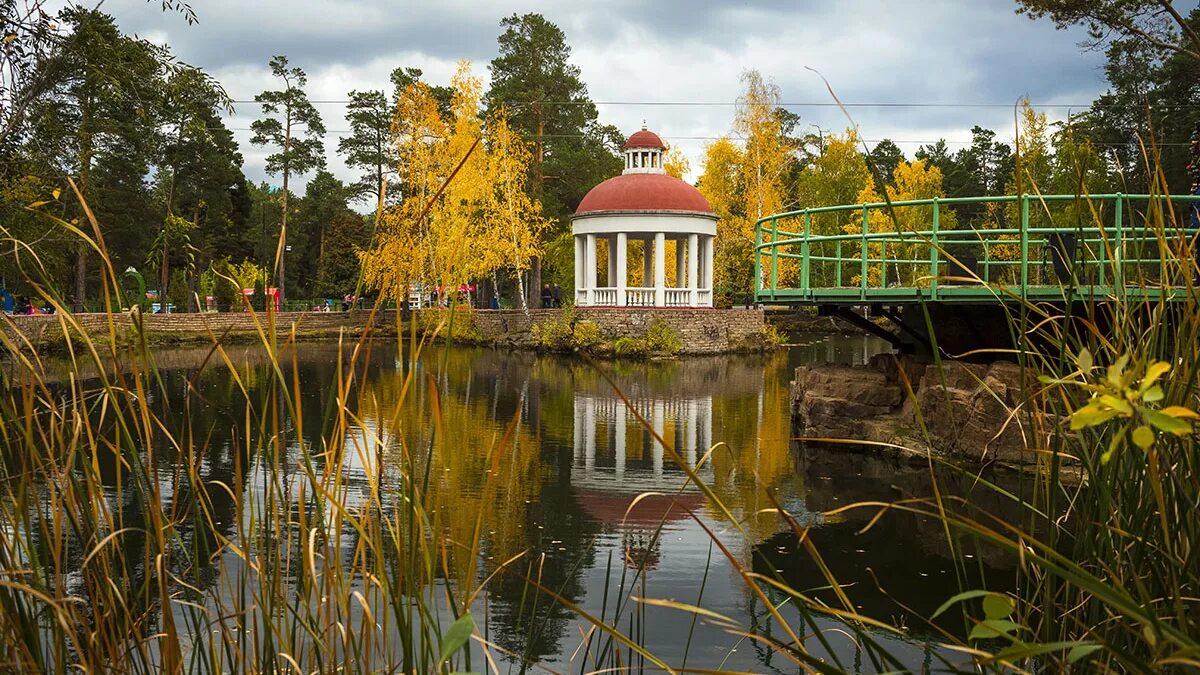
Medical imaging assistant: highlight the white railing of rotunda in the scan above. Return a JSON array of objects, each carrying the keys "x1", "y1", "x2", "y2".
[
  {"x1": 663, "y1": 288, "x2": 693, "y2": 307},
  {"x1": 625, "y1": 288, "x2": 656, "y2": 307},
  {"x1": 592, "y1": 287, "x2": 618, "y2": 306}
]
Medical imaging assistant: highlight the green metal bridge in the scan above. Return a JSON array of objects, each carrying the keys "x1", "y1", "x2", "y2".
[{"x1": 754, "y1": 193, "x2": 1200, "y2": 307}]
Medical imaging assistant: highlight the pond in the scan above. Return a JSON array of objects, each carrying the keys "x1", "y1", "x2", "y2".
[{"x1": 24, "y1": 334, "x2": 1024, "y2": 673}]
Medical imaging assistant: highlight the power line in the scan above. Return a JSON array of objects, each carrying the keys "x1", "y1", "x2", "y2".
[
  {"x1": 225, "y1": 99, "x2": 1200, "y2": 110},
  {"x1": 219, "y1": 127, "x2": 1196, "y2": 147}
]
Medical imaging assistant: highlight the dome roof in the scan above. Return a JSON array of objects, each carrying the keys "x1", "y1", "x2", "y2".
[
  {"x1": 575, "y1": 173, "x2": 714, "y2": 216},
  {"x1": 622, "y1": 129, "x2": 666, "y2": 150}
]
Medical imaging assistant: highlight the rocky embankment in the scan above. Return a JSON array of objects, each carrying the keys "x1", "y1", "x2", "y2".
[{"x1": 791, "y1": 354, "x2": 1034, "y2": 463}]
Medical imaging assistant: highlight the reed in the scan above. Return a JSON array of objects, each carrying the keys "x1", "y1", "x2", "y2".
[{"x1": 0, "y1": 168, "x2": 1196, "y2": 674}]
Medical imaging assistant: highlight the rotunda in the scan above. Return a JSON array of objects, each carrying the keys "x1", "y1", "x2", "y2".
[{"x1": 572, "y1": 127, "x2": 717, "y2": 307}]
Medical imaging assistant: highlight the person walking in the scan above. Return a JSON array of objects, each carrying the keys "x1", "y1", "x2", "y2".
[
  {"x1": 540, "y1": 284, "x2": 552, "y2": 308},
  {"x1": 551, "y1": 283, "x2": 562, "y2": 308}
]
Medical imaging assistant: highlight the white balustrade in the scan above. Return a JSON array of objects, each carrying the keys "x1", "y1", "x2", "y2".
[
  {"x1": 663, "y1": 288, "x2": 692, "y2": 307},
  {"x1": 697, "y1": 289, "x2": 712, "y2": 305},
  {"x1": 592, "y1": 287, "x2": 618, "y2": 305},
  {"x1": 625, "y1": 288, "x2": 656, "y2": 306}
]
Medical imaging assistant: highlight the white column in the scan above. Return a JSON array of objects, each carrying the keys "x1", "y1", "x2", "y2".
[
  {"x1": 607, "y1": 235, "x2": 618, "y2": 288},
  {"x1": 687, "y1": 234, "x2": 699, "y2": 306},
  {"x1": 675, "y1": 238, "x2": 686, "y2": 290},
  {"x1": 704, "y1": 235, "x2": 715, "y2": 306},
  {"x1": 574, "y1": 236, "x2": 584, "y2": 302},
  {"x1": 643, "y1": 237, "x2": 653, "y2": 287},
  {"x1": 614, "y1": 402, "x2": 626, "y2": 478},
  {"x1": 654, "y1": 231, "x2": 666, "y2": 307},
  {"x1": 585, "y1": 233, "x2": 597, "y2": 306},
  {"x1": 616, "y1": 232, "x2": 628, "y2": 306}
]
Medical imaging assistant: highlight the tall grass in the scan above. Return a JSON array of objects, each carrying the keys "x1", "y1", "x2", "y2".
[{"x1": 0, "y1": 169, "x2": 1197, "y2": 673}]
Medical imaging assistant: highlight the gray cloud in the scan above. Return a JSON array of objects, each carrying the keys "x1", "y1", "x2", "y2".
[{"x1": 72, "y1": 0, "x2": 1109, "y2": 201}]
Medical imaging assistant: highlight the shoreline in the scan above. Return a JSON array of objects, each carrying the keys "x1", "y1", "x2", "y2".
[{"x1": 1, "y1": 306, "x2": 858, "y2": 358}]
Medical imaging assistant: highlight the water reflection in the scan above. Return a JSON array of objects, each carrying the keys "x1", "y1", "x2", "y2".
[{"x1": 31, "y1": 334, "x2": 1012, "y2": 672}]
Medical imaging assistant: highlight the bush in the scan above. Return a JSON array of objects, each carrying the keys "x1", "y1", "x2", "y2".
[
  {"x1": 644, "y1": 318, "x2": 681, "y2": 354},
  {"x1": 415, "y1": 307, "x2": 484, "y2": 343},
  {"x1": 612, "y1": 335, "x2": 647, "y2": 357},
  {"x1": 571, "y1": 319, "x2": 602, "y2": 350},
  {"x1": 531, "y1": 309, "x2": 575, "y2": 350}
]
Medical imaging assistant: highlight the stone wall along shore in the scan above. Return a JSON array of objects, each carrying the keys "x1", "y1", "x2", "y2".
[
  {"x1": 2, "y1": 307, "x2": 767, "y2": 356},
  {"x1": 452, "y1": 307, "x2": 767, "y2": 354}
]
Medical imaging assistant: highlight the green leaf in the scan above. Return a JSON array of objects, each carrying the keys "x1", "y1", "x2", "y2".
[
  {"x1": 982, "y1": 593, "x2": 1015, "y2": 620},
  {"x1": 931, "y1": 590, "x2": 994, "y2": 619},
  {"x1": 1070, "y1": 405, "x2": 1120, "y2": 430},
  {"x1": 1144, "y1": 409, "x2": 1192, "y2": 436},
  {"x1": 439, "y1": 612, "x2": 475, "y2": 663},
  {"x1": 1132, "y1": 425, "x2": 1154, "y2": 450},
  {"x1": 1107, "y1": 354, "x2": 1130, "y2": 387},
  {"x1": 1098, "y1": 394, "x2": 1133, "y2": 415},
  {"x1": 1068, "y1": 644, "x2": 1102, "y2": 663},
  {"x1": 1075, "y1": 347, "x2": 1093, "y2": 373},
  {"x1": 969, "y1": 619, "x2": 1020, "y2": 640},
  {"x1": 1142, "y1": 386, "x2": 1165, "y2": 403}
]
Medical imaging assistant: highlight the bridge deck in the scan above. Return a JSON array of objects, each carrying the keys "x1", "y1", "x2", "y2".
[{"x1": 754, "y1": 193, "x2": 1200, "y2": 306}]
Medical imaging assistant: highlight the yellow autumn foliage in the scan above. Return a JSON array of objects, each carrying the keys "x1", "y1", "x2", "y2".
[{"x1": 360, "y1": 61, "x2": 546, "y2": 302}]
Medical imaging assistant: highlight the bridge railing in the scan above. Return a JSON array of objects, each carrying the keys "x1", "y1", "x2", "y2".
[{"x1": 754, "y1": 193, "x2": 1200, "y2": 303}]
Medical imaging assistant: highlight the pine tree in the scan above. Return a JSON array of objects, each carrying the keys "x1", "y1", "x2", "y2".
[{"x1": 250, "y1": 55, "x2": 326, "y2": 305}]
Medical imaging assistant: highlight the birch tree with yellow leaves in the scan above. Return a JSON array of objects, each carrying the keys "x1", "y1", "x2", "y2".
[
  {"x1": 846, "y1": 159, "x2": 954, "y2": 287},
  {"x1": 360, "y1": 61, "x2": 547, "y2": 307},
  {"x1": 483, "y1": 108, "x2": 548, "y2": 313},
  {"x1": 359, "y1": 80, "x2": 447, "y2": 300}
]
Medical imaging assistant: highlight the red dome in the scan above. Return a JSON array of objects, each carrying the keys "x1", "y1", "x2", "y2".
[
  {"x1": 575, "y1": 173, "x2": 714, "y2": 215},
  {"x1": 623, "y1": 129, "x2": 666, "y2": 150}
]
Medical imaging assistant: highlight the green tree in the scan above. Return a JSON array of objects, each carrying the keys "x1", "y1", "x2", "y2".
[
  {"x1": 338, "y1": 89, "x2": 395, "y2": 207},
  {"x1": 315, "y1": 212, "x2": 369, "y2": 298},
  {"x1": 1015, "y1": 0, "x2": 1200, "y2": 60},
  {"x1": 390, "y1": 66, "x2": 453, "y2": 118},
  {"x1": 865, "y1": 138, "x2": 905, "y2": 188},
  {"x1": 158, "y1": 68, "x2": 244, "y2": 310},
  {"x1": 31, "y1": 8, "x2": 167, "y2": 311},
  {"x1": 0, "y1": 0, "x2": 195, "y2": 148},
  {"x1": 293, "y1": 169, "x2": 351, "y2": 298},
  {"x1": 1071, "y1": 7, "x2": 1199, "y2": 194},
  {"x1": 486, "y1": 13, "x2": 622, "y2": 306},
  {"x1": 250, "y1": 55, "x2": 326, "y2": 305}
]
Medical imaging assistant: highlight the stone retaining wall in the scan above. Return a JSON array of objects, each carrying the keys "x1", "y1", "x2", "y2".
[
  {"x1": 2, "y1": 310, "x2": 397, "y2": 351},
  {"x1": 2, "y1": 307, "x2": 766, "y2": 356},
  {"x1": 449, "y1": 307, "x2": 767, "y2": 354}
]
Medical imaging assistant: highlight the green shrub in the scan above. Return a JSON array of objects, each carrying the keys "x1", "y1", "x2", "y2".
[
  {"x1": 571, "y1": 319, "x2": 602, "y2": 349},
  {"x1": 612, "y1": 335, "x2": 647, "y2": 357},
  {"x1": 531, "y1": 309, "x2": 575, "y2": 350},
  {"x1": 644, "y1": 318, "x2": 681, "y2": 355}
]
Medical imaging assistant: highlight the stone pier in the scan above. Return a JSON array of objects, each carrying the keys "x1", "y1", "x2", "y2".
[{"x1": 790, "y1": 353, "x2": 1036, "y2": 464}]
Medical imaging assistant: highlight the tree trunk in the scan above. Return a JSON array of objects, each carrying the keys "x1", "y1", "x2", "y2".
[
  {"x1": 279, "y1": 106, "x2": 292, "y2": 310},
  {"x1": 74, "y1": 101, "x2": 93, "y2": 314},
  {"x1": 161, "y1": 238, "x2": 169, "y2": 313},
  {"x1": 529, "y1": 256, "x2": 541, "y2": 309}
]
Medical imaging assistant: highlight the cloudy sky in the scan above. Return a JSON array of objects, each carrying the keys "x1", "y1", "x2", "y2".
[{"x1": 87, "y1": 0, "x2": 1109, "y2": 198}]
